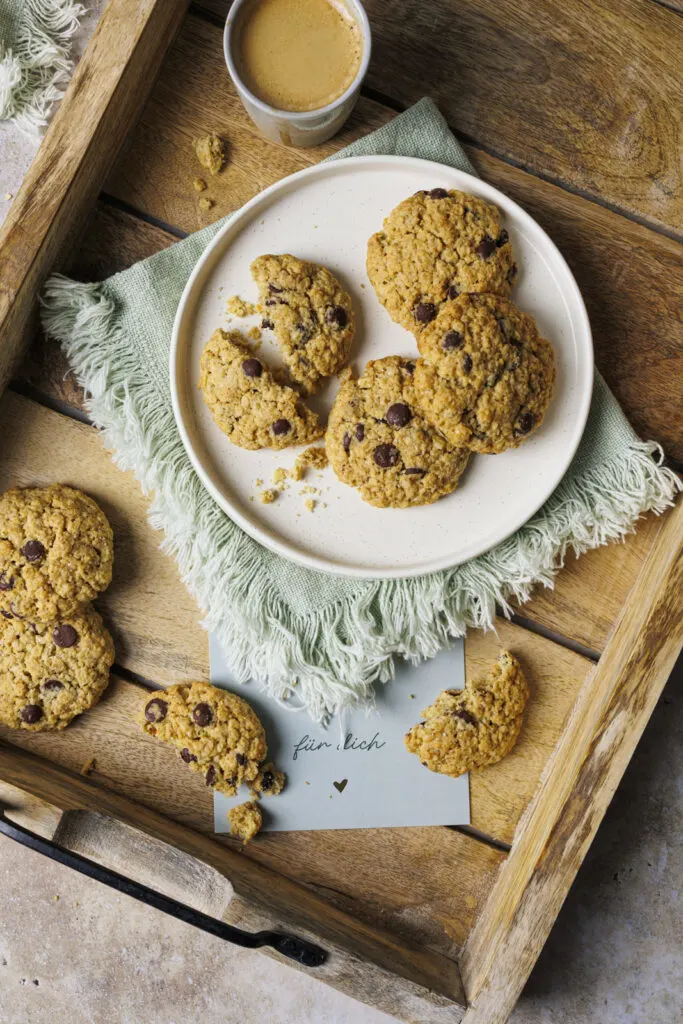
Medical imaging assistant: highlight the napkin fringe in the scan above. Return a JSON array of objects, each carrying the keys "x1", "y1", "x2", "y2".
[
  {"x1": 41, "y1": 274, "x2": 681, "y2": 721},
  {"x1": 0, "y1": 0, "x2": 84, "y2": 137}
]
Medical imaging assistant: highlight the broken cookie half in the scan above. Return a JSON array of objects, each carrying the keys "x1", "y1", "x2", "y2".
[{"x1": 405, "y1": 650, "x2": 529, "y2": 777}]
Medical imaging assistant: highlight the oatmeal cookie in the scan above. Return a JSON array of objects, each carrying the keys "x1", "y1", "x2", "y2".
[
  {"x1": 228, "y1": 800, "x2": 262, "y2": 843},
  {"x1": 367, "y1": 188, "x2": 516, "y2": 334},
  {"x1": 248, "y1": 761, "x2": 286, "y2": 797},
  {"x1": 405, "y1": 651, "x2": 529, "y2": 777},
  {"x1": 139, "y1": 681, "x2": 268, "y2": 797},
  {"x1": 0, "y1": 604, "x2": 114, "y2": 731},
  {"x1": 326, "y1": 356, "x2": 469, "y2": 508},
  {"x1": 199, "y1": 329, "x2": 323, "y2": 450},
  {"x1": 414, "y1": 295, "x2": 556, "y2": 453},
  {"x1": 0, "y1": 484, "x2": 114, "y2": 623},
  {"x1": 252, "y1": 254, "x2": 355, "y2": 392}
]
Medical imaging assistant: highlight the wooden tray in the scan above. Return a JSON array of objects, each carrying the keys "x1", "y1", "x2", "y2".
[{"x1": 0, "y1": 1, "x2": 681, "y2": 1020}]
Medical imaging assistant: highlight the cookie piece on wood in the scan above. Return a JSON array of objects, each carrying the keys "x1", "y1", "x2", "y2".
[
  {"x1": 199, "y1": 329, "x2": 323, "y2": 450},
  {"x1": 405, "y1": 651, "x2": 529, "y2": 777},
  {"x1": 0, "y1": 484, "x2": 113, "y2": 622},
  {"x1": 0, "y1": 605, "x2": 114, "y2": 731},
  {"x1": 228, "y1": 800, "x2": 262, "y2": 844},
  {"x1": 139, "y1": 681, "x2": 268, "y2": 797},
  {"x1": 252, "y1": 254, "x2": 355, "y2": 393}
]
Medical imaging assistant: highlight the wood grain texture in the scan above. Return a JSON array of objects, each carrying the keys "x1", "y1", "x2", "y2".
[
  {"x1": 100, "y1": 14, "x2": 683, "y2": 461},
  {"x1": 199, "y1": 0, "x2": 683, "y2": 233},
  {"x1": 0, "y1": 0, "x2": 191, "y2": 399},
  {"x1": 0, "y1": 746, "x2": 467, "y2": 1016},
  {"x1": 460, "y1": 497, "x2": 683, "y2": 1021}
]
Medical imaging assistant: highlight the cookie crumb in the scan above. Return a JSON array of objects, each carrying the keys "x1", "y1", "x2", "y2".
[
  {"x1": 249, "y1": 762, "x2": 286, "y2": 797},
  {"x1": 228, "y1": 801, "x2": 262, "y2": 844},
  {"x1": 294, "y1": 445, "x2": 328, "y2": 479},
  {"x1": 254, "y1": 478, "x2": 263, "y2": 487},
  {"x1": 194, "y1": 133, "x2": 226, "y2": 175},
  {"x1": 272, "y1": 467, "x2": 287, "y2": 485},
  {"x1": 260, "y1": 489, "x2": 278, "y2": 504},
  {"x1": 337, "y1": 366, "x2": 354, "y2": 384},
  {"x1": 300, "y1": 486, "x2": 318, "y2": 496},
  {"x1": 305, "y1": 498, "x2": 316, "y2": 512},
  {"x1": 3, "y1": 192, "x2": 12, "y2": 201},
  {"x1": 226, "y1": 295, "x2": 256, "y2": 317},
  {"x1": 80, "y1": 756, "x2": 97, "y2": 776},
  {"x1": 198, "y1": 196, "x2": 214, "y2": 211},
  {"x1": 247, "y1": 325, "x2": 262, "y2": 342},
  {"x1": 193, "y1": 177, "x2": 207, "y2": 192}
]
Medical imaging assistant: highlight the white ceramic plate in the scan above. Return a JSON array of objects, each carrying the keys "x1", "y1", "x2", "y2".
[{"x1": 171, "y1": 156, "x2": 593, "y2": 579}]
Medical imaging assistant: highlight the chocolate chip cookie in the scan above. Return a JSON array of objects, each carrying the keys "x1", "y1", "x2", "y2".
[
  {"x1": 228, "y1": 800, "x2": 262, "y2": 844},
  {"x1": 251, "y1": 254, "x2": 355, "y2": 392},
  {"x1": 248, "y1": 761, "x2": 286, "y2": 797},
  {"x1": 199, "y1": 329, "x2": 323, "y2": 450},
  {"x1": 0, "y1": 604, "x2": 114, "y2": 731},
  {"x1": 367, "y1": 189, "x2": 517, "y2": 334},
  {"x1": 326, "y1": 356, "x2": 470, "y2": 508},
  {"x1": 414, "y1": 294, "x2": 556, "y2": 454},
  {"x1": 0, "y1": 484, "x2": 114, "y2": 623},
  {"x1": 405, "y1": 651, "x2": 529, "y2": 777},
  {"x1": 139, "y1": 681, "x2": 268, "y2": 797}
]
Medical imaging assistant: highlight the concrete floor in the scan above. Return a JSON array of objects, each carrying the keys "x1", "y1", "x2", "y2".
[{"x1": 1, "y1": 654, "x2": 680, "y2": 1024}]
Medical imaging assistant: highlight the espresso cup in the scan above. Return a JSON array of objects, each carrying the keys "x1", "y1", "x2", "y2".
[{"x1": 224, "y1": 0, "x2": 372, "y2": 148}]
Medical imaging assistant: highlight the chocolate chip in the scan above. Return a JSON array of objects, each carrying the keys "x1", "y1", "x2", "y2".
[
  {"x1": 386, "y1": 403, "x2": 412, "y2": 428},
  {"x1": 42, "y1": 679, "x2": 64, "y2": 692},
  {"x1": 453, "y1": 709, "x2": 478, "y2": 726},
  {"x1": 9, "y1": 603, "x2": 22, "y2": 619},
  {"x1": 52, "y1": 624, "x2": 78, "y2": 648},
  {"x1": 517, "y1": 412, "x2": 535, "y2": 435},
  {"x1": 261, "y1": 770, "x2": 274, "y2": 791},
  {"x1": 271, "y1": 419, "x2": 291, "y2": 436},
  {"x1": 21, "y1": 540, "x2": 45, "y2": 562},
  {"x1": 235, "y1": 752, "x2": 247, "y2": 766},
  {"x1": 404, "y1": 467, "x2": 427, "y2": 475},
  {"x1": 342, "y1": 432, "x2": 351, "y2": 453},
  {"x1": 414, "y1": 302, "x2": 437, "y2": 324},
  {"x1": 20, "y1": 705, "x2": 43, "y2": 725},
  {"x1": 355, "y1": 423, "x2": 365, "y2": 442},
  {"x1": 180, "y1": 747, "x2": 197, "y2": 763},
  {"x1": 268, "y1": 283, "x2": 283, "y2": 294},
  {"x1": 507, "y1": 263, "x2": 518, "y2": 283},
  {"x1": 462, "y1": 353, "x2": 473, "y2": 373},
  {"x1": 496, "y1": 317, "x2": 511, "y2": 341},
  {"x1": 373, "y1": 443, "x2": 399, "y2": 468},
  {"x1": 403, "y1": 361, "x2": 416, "y2": 374},
  {"x1": 0, "y1": 572, "x2": 14, "y2": 591},
  {"x1": 264, "y1": 299, "x2": 276, "y2": 306},
  {"x1": 326, "y1": 305, "x2": 348, "y2": 328},
  {"x1": 429, "y1": 187, "x2": 449, "y2": 199},
  {"x1": 443, "y1": 331, "x2": 463, "y2": 350},
  {"x1": 1, "y1": 609, "x2": 12, "y2": 619},
  {"x1": 192, "y1": 702, "x2": 213, "y2": 727},
  {"x1": 144, "y1": 698, "x2": 168, "y2": 723},
  {"x1": 205, "y1": 765, "x2": 217, "y2": 786},
  {"x1": 447, "y1": 284, "x2": 460, "y2": 300},
  {"x1": 295, "y1": 322, "x2": 313, "y2": 342},
  {"x1": 261, "y1": 318, "x2": 274, "y2": 330},
  {"x1": 496, "y1": 229, "x2": 509, "y2": 248},
  {"x1": 242, "y1": 358, "x2": 262, "y2": 378},
  {"x1": 477, "y1": 236, "x2": 496, "y2": 259}
]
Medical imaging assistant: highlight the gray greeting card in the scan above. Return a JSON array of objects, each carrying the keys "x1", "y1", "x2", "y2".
[{"x1": 210, "y1": 636, "x2": 470, "y2": 833}]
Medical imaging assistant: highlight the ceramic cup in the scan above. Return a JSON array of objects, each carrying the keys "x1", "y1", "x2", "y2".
[{"x1": 223, "y1": 0, "x2": 372, "y2": 148}]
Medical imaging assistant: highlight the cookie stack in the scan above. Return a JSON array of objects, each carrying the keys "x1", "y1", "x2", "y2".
[
  {"x1": 0, "y1": 484, "x2": 115, "y2": 731},
  {"x1": 326, "y1": 188, "x2": 556, "y2": 507}
]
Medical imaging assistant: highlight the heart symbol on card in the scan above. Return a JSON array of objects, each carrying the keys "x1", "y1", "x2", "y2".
[{"x1": 333, "y1": 779, "x2": 348, "y2": 793}]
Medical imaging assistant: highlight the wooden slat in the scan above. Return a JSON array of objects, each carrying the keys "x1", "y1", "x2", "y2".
[
  {"x1": 461, "y1": 496, "x2": 683, "y2": 1021},
  {"x1": 100, "y1": 14, "x2": 683, "y2": 462},
  {"x1": 0, "y1": 0, "x2": 191, "y2": 398},
  {"x1": 0, "y1": 745, "x2": 467, "y2": 1013},
  {"x1": 199, "y1": 0, "x2": 683, "y2": 233}
]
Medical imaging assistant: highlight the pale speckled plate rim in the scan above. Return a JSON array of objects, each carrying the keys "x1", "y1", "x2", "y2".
[{"x1": 170, "y1": 155, "x2": 594, "y2": 579}]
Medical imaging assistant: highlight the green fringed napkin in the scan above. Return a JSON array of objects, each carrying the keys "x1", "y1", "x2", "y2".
[{"x1": 41, "y1": 98, "x2": 680, "y2": 721}]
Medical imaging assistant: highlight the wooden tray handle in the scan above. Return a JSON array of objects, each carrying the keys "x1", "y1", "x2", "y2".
[{"x1": 0, "y1": 807, "x2": 326, "y2": 967}]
